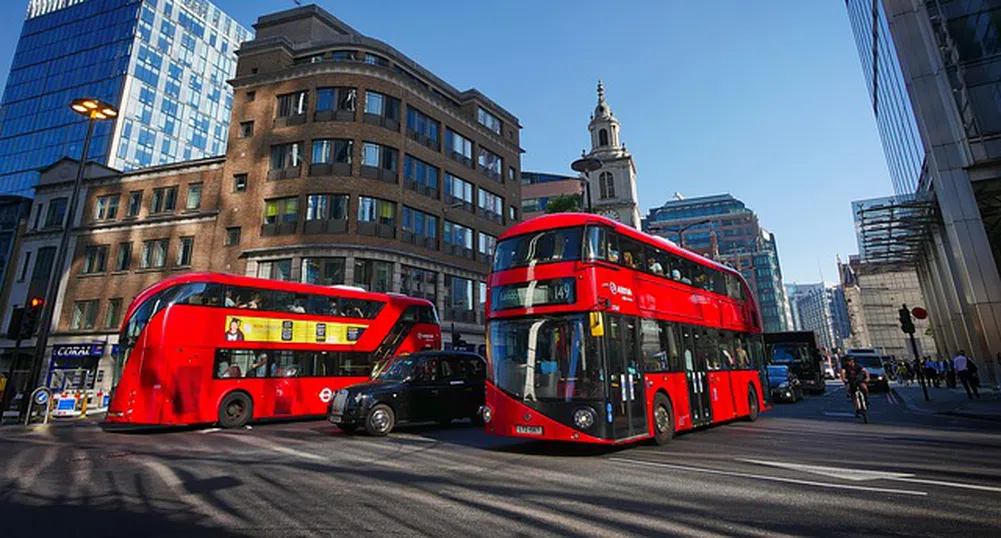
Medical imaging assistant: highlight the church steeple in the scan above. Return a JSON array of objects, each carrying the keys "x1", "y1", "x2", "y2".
[{"x1": 589, "y1": 79, "x2": 622, "y2": 153}]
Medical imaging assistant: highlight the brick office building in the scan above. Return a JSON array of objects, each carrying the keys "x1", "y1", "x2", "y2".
[
  {"x1": 214, "y1": 5, "x2": 522, "y2": 347},
  {"x1": 1, "y1": 3, "x2": 523, "y2": 396}
]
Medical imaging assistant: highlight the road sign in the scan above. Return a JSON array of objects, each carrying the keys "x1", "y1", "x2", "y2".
[
  {"x1": 912, "y1": 306, "x2": 927, "y2": 320},
  {"x1": 34, "y1": 389, "x2": 49, "y2": 405}
]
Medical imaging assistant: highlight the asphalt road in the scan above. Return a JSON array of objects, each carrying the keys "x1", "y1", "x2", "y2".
[{"x1": 2, "y1": 383, "x2": 1000, "y2": 537}]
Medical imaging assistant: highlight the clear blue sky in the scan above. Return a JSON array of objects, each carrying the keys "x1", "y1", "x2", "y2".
[{"x1": 0, "y1": 0, "x2": 892, "y2": 284}]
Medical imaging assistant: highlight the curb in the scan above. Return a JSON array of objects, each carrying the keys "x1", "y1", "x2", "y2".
[
  {"x1": 943, "y1": 410, "x2": 1001, "y2": 423},
  {"x1": 891, "y1": 388, "x2": 1001, "y2": 421}
]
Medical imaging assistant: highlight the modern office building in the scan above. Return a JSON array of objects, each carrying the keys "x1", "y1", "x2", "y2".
[
  {"x1": 645, "y1": 194, "x2": 793, "y2": 332},
  {"x1": 846, "y1": 0, "x2": 1001, "y2": 382},
  {"x1": 787, "y1": 283, "x2": 837, "y2": 352},
  {"x1": 0, "y1": 0, "x2": 251, "y2": 197},
  {"x1": 829, "y1": 284, "x2": 852, "y2": 347},
  {"x1": 520, "y1": 171, "x2": 581, "y2": 220}
]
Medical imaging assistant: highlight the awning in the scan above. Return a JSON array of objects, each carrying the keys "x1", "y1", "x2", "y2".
[{"x1": 854, "y1": 194, "x2": 937, "y2": 264}]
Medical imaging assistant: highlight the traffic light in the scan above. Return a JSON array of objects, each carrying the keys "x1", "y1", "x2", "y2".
[
  {"x1": 898, "y1": 304, "x2": 915, "y2": 335},
  {"x1": 21, "y1": 297, "x2": 45, "y2": 338}
]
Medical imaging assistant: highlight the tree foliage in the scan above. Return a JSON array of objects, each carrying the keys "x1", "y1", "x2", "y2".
[{"x1": 545, "y1": 194, "x2": 583, "y2": 214}]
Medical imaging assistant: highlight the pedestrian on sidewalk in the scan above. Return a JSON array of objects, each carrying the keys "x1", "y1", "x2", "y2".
[
  {"x1": 925, "y1": 358, "x2": 941, "y2": 388},
  {"x1": 895, "y1": 361, "x2": 910, "y2": 386},
  {"x1": 953, "y1": 350, "x2": 981, "y2": 400},
  {"x1": 945, "y1": 358, "x2": 957, "y2": 389}
]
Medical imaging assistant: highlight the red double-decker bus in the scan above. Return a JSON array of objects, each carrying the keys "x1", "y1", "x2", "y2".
[
  {"x1": 483, "y1": 214, "x2": 769, "y2": 445},
  {"x1": 104, "y1": 273, "x2": 441, "y2": 429}
]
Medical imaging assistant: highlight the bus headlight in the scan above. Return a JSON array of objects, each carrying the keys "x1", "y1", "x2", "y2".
[
  {"x1": 573, "y1": 408, "x2": 596, "y2": 430},
  {"x1": 479, "y1": 405, "x2": 492, "y2": 423}
]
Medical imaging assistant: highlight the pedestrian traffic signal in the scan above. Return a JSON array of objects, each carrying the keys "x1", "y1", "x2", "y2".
[
  {"x1": 899, "y1": 304, "x2": 915, "y2": 335},
  {"x1": 21, "y1": 297, "x2": 45, "y2": 337}
]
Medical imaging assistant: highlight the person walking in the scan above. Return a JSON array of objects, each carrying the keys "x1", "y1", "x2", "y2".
[
  {"x1": 953, "y1": 350, "x2": 981, "y2": 400},
  {"x1": 895, "y1": 361, "x2": 910, "y2": 386}
]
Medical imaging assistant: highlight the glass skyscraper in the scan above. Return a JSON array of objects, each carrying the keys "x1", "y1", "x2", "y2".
[{"x1": 0, "y1": 0, "x2": 250, "y2": 196}]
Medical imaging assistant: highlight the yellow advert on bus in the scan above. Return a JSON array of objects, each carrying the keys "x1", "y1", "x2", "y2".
[{"x1": 224, "y1": 315, "x2": 368, "y2": 345}]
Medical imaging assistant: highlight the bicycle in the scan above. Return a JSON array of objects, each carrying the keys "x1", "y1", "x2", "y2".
[{"x1": 852, "y1": 384, "x2": 868, "y2": 424}]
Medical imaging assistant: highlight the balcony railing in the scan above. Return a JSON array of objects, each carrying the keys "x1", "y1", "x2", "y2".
[
  {"x1": 303, "y1": 219, "x2": 348, "y2": 235},
  {"x1": 363, "y1": 113, "x2": 400, "y2": 132},
  {"x1": 267, "y1": 166, "x2": 301, "y2": 181},
  {"x1": 402, "y1": 230, "x2": 439, "y2": 250},
  {"x1": 314, "y1": 109, "x2": 355, "y2": 123},
  {"x1": 360, "y1": 165, "x2": 398, "y2": 184},
  {"x1": 357, "y1": 221, "x2": 396, "y2": 239},
  {"x1": 445, "y1": 243, "x2": 475, "y2": 260},
  {"x1": 308, "y1": 162, "x2": 352, "y2": 177},
  {"x1": 261, "y1": 221, "x2": 297, "y2": 237},
  {"x1": 407, "y1": 128, "x2": 440, "y2": 152},
  {"x1": 405, "y1": 179, "x2": 439, "y2": 199},
  {"x1": 448, "y1": 150, "x2": 473, "y2": 168},
  {"x1": 274, "y1": 114, "x2": 307, "y2": 128}
]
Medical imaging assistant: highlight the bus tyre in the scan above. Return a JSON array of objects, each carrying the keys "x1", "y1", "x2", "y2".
[
  {"x1": 365, "y1": 404, "x2": 395, "y2": 436},
  {"x1": 652, "y1": 393, "x2": 675, "y2": 446},
  {"x1": 746, "y1": 386, "x2": 760, "y2": 422},
  {"x1": 219, "y1": 392, "x2": 253, "y2": 429}
]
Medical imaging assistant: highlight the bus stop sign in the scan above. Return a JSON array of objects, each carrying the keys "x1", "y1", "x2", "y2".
[{"x1": 911, "y1": 307, "x2": 927, "y2": 320}]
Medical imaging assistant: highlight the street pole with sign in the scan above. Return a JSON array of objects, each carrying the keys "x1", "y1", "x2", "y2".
[{"x1": 900, "y1": 304, "x2": 929, "y2": 401}]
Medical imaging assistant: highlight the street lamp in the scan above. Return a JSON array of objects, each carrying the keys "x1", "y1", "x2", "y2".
[
  {"x1": 19, "y1": 98, "x2": 117, "y2": 421},
  {"x1": 676, "y1": 218, "x2": 711, "y2": 249},
  {"x1": 571, "y1": 150, "x2": 601, "y2": 213}
]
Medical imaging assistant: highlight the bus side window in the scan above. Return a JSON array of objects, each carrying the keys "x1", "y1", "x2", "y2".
[
  {"x1": 606, "y1": 232, "x2": 621, "y2": 264},
  {"x1": 733, "y1": 334, "x2": 751, "y2": 369},
  {"x1": 584, "y1": 226, "x2": 607, "y2": 261},
  {"x1": 619, "y1": 236, "x2": 642, "y2": 270},
  {"x1": 661, "y1": 321, "x2": 682, "y2": 372},
  {"x1": 639, "y1": 318, "x2": 665, "y2": 373},
  {"x1": 718, "y1": 331, "x2": 736, "y2": 370},
  {"x1": 712, "y1": 271, "x2": 727, "y2": 296},
  {"x1": 699, "y1": 329, "x2": 721, "y2": 370}
]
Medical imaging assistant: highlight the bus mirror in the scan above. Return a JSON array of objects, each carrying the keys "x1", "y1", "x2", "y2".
[{"x1": 589, "y1": 312, "x2": 604, "y2": 337}]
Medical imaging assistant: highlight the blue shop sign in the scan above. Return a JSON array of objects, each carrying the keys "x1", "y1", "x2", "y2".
[{"x1": 52, "y1": 344, "x2": 105, "y2": 358}]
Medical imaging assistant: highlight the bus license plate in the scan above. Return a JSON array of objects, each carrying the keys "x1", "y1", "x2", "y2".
[
  {"x1": 515, "y1": 425, "x2": 543, "y2": 435},
  {"x1": 328, "y1": 413, "x2": 342, "y2": 424}
]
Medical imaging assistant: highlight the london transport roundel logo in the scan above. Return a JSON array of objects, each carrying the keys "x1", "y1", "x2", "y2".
[
  {"x1": 609, "y1": 282, "x2": 618, "y2": 295},
  {"x1": 319, "y1": 388, "x2": 333, "y2": 403}
]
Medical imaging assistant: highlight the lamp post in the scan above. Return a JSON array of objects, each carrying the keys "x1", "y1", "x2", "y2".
[
  {"x1": 571, "y1": 151, "x2": 601, "y2": 213},
  {"x1": 19, "y1": 98, "x2": 117, "y2": 421},
  {"x1": 676, "y1": 218, "x2": 712, "y2": 249}
]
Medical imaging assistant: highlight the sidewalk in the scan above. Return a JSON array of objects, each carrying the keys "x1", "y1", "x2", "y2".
[
  {"x1": 892, "y1": 382, "x2": 1001, "y2": 422},
  {"x1": 0, "y1": 411, "x2": 106, "y2": 434}
]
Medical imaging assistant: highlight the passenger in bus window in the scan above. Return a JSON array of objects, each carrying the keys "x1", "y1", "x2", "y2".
[
  {"x1": 248, "y1": 352, "x2": 268, "y2": 377},
  {"x1": 224, "y1": 289, "x2": 236, "y2": 307},
  {"x1": 648, "y1": 256, "x2": 664, "y2": 275},
  {"x1": 608, "y1": 246, "x2": 620, "y2": 263},
  {"x1": 289, "y1": 299, "x2": 306, "y2": 314}
]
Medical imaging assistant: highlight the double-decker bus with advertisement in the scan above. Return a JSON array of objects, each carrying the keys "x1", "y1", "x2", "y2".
[
  {"x1": 482, "y1": 213, "x2": 769, "y2": 445},
  {"x1": 104, "y1": 273, "x2": 441, "y2": 429}
]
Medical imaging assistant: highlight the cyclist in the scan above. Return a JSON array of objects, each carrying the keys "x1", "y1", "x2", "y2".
[{"x1": 841, "y1": 356, "x2": 871, "y2": 415}]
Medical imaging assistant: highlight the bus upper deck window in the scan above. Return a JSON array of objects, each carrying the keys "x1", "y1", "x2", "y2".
[{"x1": 584, "y1": 226, "x2": 607, "y2": 261}]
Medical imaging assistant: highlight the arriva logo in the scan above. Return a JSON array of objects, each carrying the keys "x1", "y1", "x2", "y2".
[{"x1": 608, "y1": 282, "x2": 634, "y2": 297}]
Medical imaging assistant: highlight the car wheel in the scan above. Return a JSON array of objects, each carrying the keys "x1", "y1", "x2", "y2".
[
  {"x1": 219, "y1": 392, "x2": 253, "y2": 429},
  {"x1": 652, "y1": 393, "x2": 675, "y2": 446},
  {"x1": 338, "y1": 424, "x2": 358, "y2": 434},
  {"x1": 746, "y1": 386, "x2": 760, "y2": 421},
  {"x1": 365, "y1": 404, "x2": 395, "y2": 436}
]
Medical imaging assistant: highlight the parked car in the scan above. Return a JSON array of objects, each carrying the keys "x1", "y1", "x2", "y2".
[
  {"x1": 328, "y1": 351, "x2": 486, "y2": 436},
  {"x1": 767, "y1": 365, "x2": 804, "y2": 403}
]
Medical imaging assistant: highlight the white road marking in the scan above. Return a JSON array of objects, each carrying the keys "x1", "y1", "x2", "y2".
[
  {"x1": 227, "y1": 432, "x2": 327, "y2": 461},
  {"x1": 740, "y1": 459, "x2": 911, "y2": 481},
  {"x1": 199, "y1": 428, "x2": 221, "y2": 434},
  {"x1": 610, "y1": 458, "x2": 927, "y2": 496},
  {"x1": 741, "y1": 459, "x2": 1001, "y2": 493},
  {"x1": 139, "y1": 458, "x2": 239, "y2": 527},
  {"x1": 823, "y1": 412, "x2": 857, "y2": 417}
]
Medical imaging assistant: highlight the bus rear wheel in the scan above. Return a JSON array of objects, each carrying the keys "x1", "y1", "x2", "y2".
[
  {"x1": 365, "y1": 404, "x2": 396, "y2": 436},
  {"x1": 746, "y1": 386, "x2": 760, "y2": 422},
  {"x1": 652, "y1": 393, "x2": 675, "y2": 446},
  {"x1": 219, "y1": 392, "x2": 253, "y2": 428}
]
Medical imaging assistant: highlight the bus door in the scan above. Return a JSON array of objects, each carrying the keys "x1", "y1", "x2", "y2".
[
  {"x1": 605, "y1": 315, "x2": 647, "y2": 439},
  {"x1": 682, "y1": 326, "x2": 712, "y2": 427}
]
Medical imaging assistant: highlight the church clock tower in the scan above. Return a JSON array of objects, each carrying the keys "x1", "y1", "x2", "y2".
[{"x1": 585, "y1": 80, "x2": 641, "y2": 228}]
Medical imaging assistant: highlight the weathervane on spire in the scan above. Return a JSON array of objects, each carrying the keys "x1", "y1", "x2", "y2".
[{"x1": 597, "y1": 79, "x2": 605, "y2": 104}]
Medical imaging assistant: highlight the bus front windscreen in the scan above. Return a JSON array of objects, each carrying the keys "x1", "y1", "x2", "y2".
[
  {"x1": 492, "y1": 227, "x2": 583, "y2": 271},
  {"x1": 488, "y1": 314, "x2": 603, "y2": 402}
]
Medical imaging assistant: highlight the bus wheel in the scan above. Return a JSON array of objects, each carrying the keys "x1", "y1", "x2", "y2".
[
  {"x1": 653, "y1": 393, "x2": 674, "y2": 446},
  {"x1": 746, "y1": 386, "x2": 760, "y2": 422},
  {"x1": 219, "y1": 392, "x2": 253, "y2": 428},
  {"x1": 365, "y1": 404, "x2": 395, "y2": 436}
]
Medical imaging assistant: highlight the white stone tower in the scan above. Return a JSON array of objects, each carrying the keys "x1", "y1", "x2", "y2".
[{"x1": 586, "y1": 80, "x2": 641, "y2": 228}]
